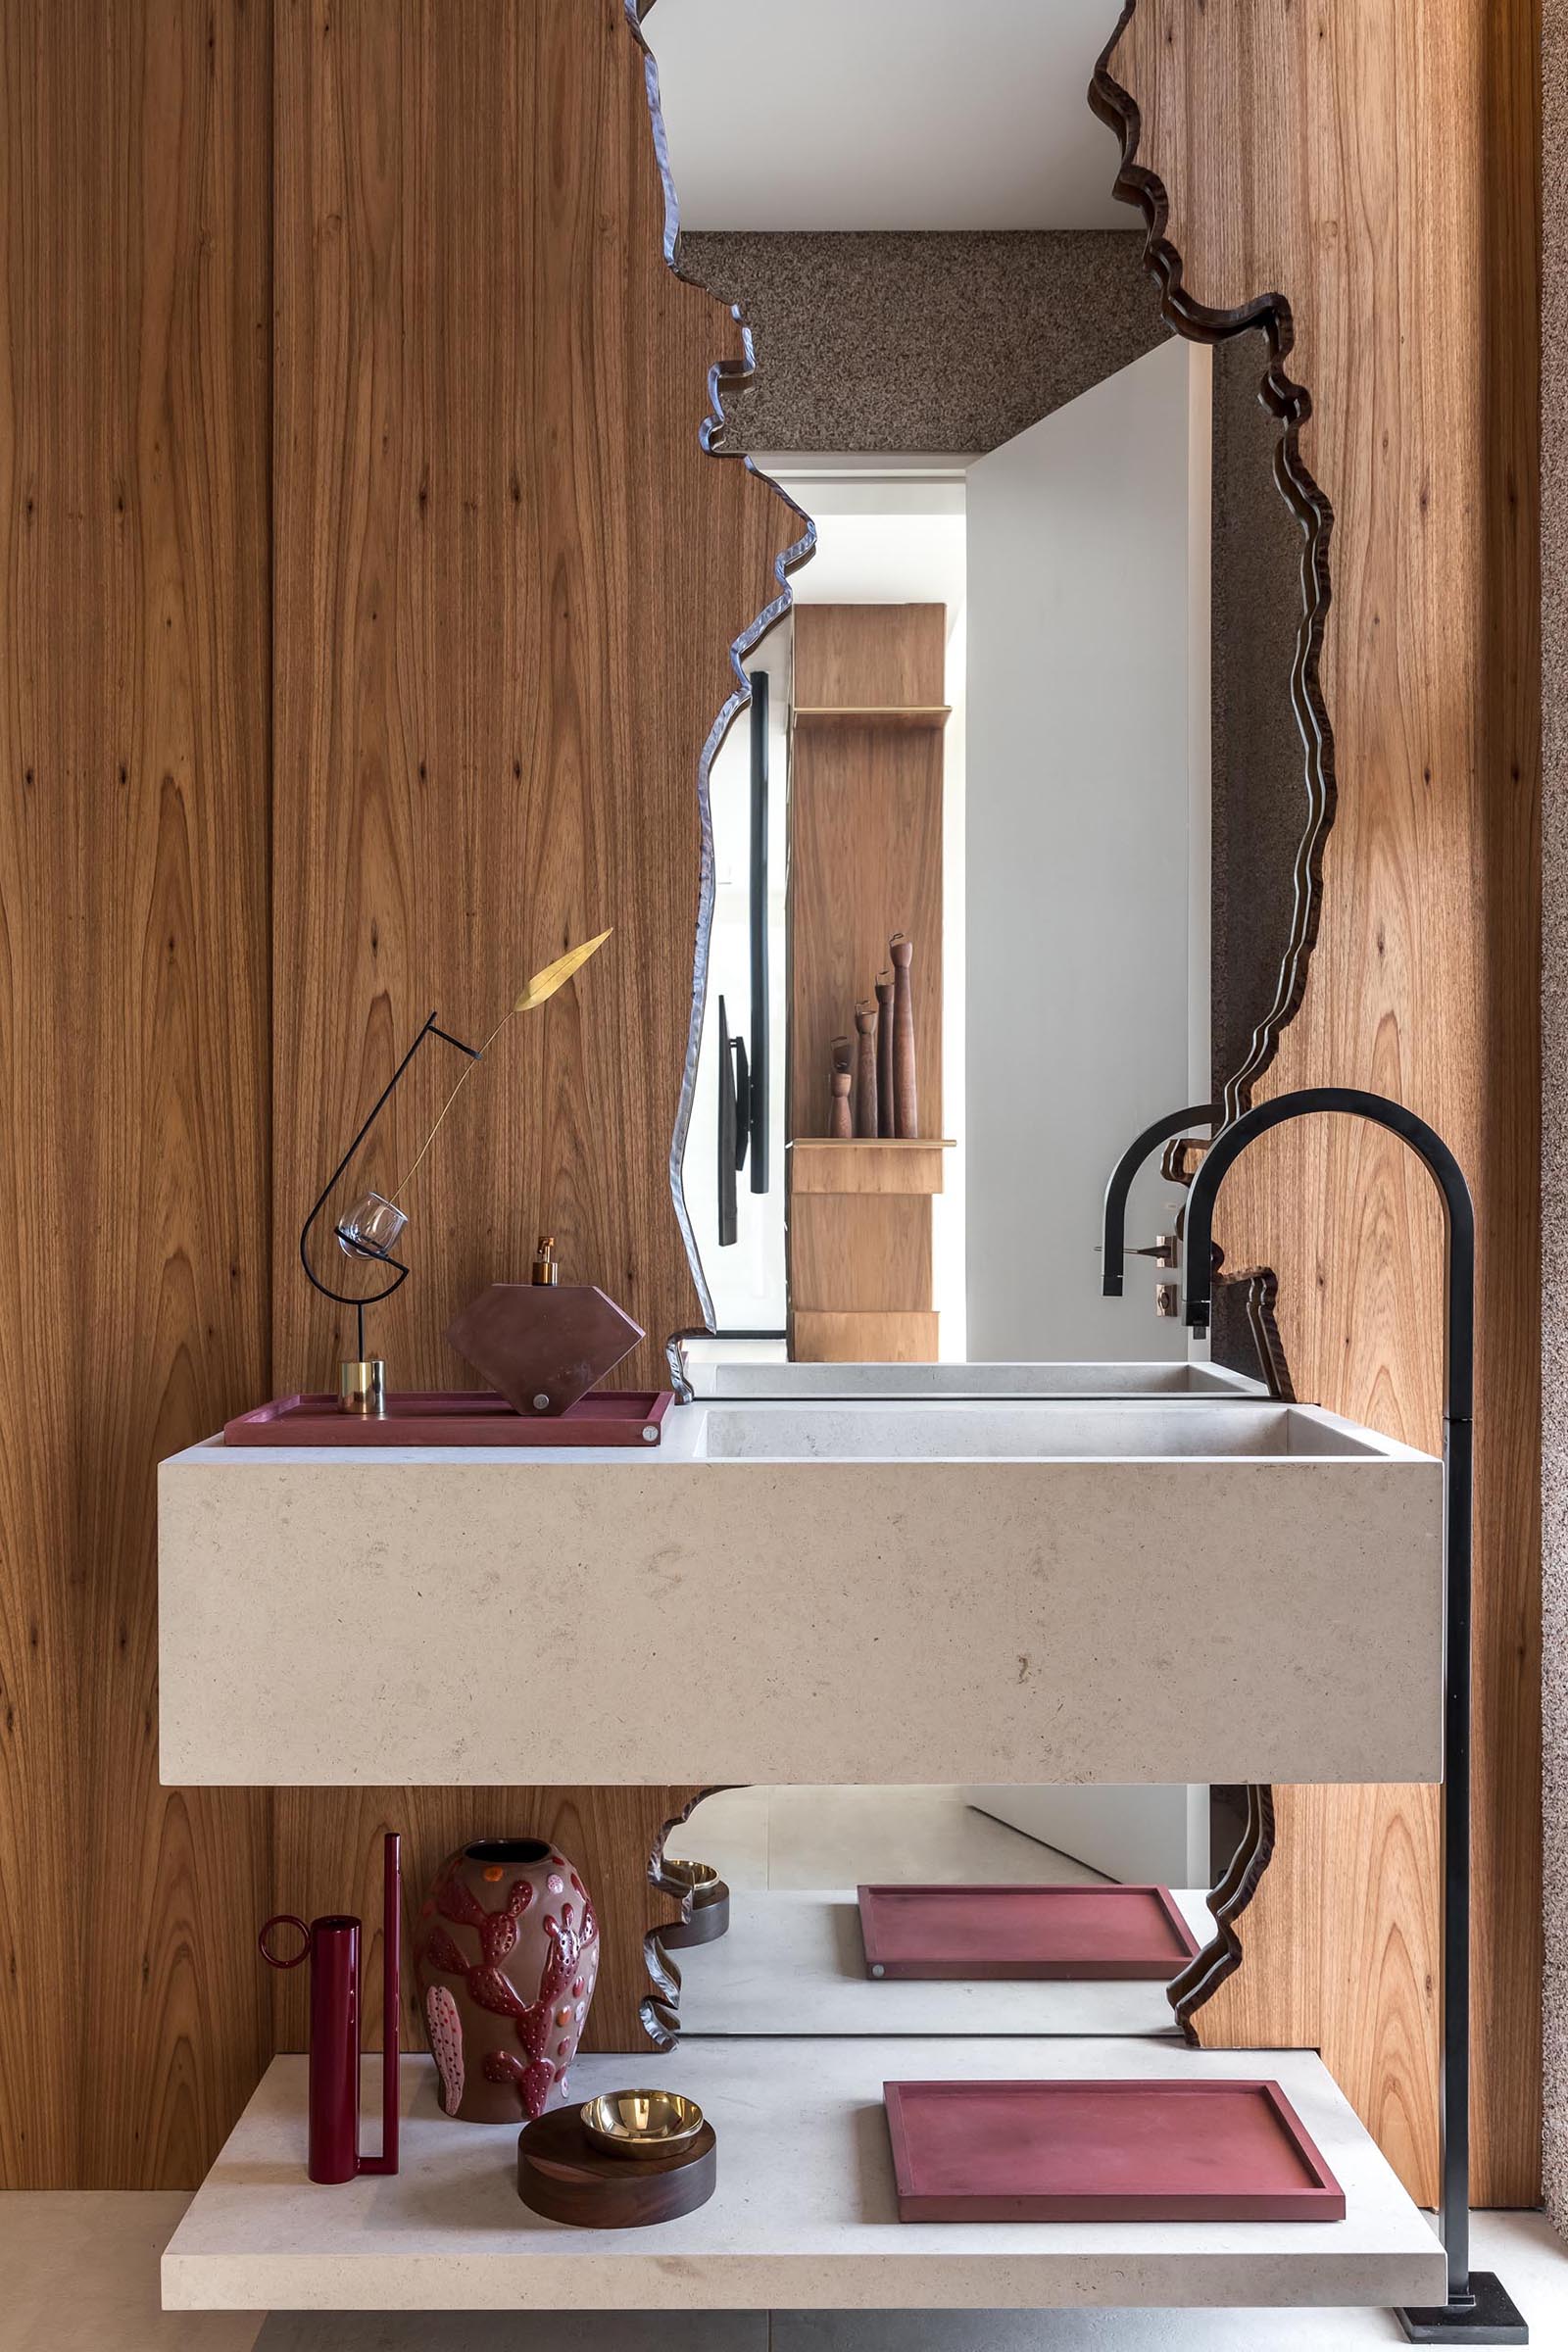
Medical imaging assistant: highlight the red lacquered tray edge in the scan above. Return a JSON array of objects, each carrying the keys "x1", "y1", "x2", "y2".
[
  {"x1": 882, "y1": 2078, "x2": 1347, "y2": 2224},
  {"x1": 223, "y1": 1390, "x2": 674, "y2": 1447},
  {"x1": 857, "y1": 1883, "x2": 1202, "y2": 1981}
]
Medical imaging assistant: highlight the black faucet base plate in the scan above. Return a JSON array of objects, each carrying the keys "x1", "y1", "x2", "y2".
[{"x1": 1396, "y1": 2273, "x2": 1528, "y2": 2343}]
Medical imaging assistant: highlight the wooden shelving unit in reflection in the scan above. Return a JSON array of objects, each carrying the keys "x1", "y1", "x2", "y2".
[{"x1": 787, "y1": 605, "x2": 949, "y2": 1365}]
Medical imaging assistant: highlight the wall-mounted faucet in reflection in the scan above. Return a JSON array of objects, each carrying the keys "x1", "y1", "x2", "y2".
[{"x1": 1099, "y1": 1101, "x2": 1217, "y2": 1297}]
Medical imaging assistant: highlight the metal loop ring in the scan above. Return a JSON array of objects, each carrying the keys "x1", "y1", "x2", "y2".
[{"x1": 257, "y1": 1913, "x2": 312, "y2": 1970}]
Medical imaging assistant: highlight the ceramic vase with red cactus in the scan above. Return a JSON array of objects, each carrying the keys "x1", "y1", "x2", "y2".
[{"x1": 413, "y1": 1838, "x2": 599, "y2": 2124}]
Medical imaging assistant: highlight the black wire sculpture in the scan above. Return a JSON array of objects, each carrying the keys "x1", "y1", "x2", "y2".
[
  {"x1": 298, "y1": 1012, "x2": 481, "y2": 1369},
  {"x1": 298, "y1": 931, "x2": 612, "y2": 1401}
]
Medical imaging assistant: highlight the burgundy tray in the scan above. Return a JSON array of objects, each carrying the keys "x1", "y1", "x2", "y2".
[
  {"x1": 223, "y1": 1390, "x2": 673, "y2": 1447},
  {"x1": 858, "y1": 1883, "x2": 1201, "y2": 1981},
  {"x1": 883, "y1": 2078, "x2": 1346, "y2": 2223}
]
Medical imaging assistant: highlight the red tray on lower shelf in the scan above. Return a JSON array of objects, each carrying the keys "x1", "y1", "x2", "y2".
[
  {"x1": 884, "y1": 2078, "x2": 1346, "y2": 2223},
  {"x1": 858, "y1": 1883, "x2": 1201, "y2": 1982},
  {"x1": 223, "y1": 1390, "x2": 674, "y2": 1446}
]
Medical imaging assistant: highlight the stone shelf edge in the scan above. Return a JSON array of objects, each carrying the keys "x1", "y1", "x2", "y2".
[{"x1": 162, "y1": 2043, "x2": 1445, "y2": 2315}]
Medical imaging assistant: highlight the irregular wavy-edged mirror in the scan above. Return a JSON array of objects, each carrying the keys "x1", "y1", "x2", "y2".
[{"x1": 646, "y1": 0, "x2": 1314, "y2": 1400}]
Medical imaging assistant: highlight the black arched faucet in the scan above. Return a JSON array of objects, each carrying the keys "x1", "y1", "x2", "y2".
[
  {"x1": 1180, "y1": 1087, "x2": 1522, "y2": 2345},
  {"x1": 1101, "y1": 1102, "x2": 1217, "y2": 1296}
]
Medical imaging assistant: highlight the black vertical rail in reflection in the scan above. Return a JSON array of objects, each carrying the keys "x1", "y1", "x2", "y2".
[{"x1": 747, "y1": 667, "x2": 769, "y2": 1194}]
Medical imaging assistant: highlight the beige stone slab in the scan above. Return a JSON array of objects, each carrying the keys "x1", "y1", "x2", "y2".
[
  {"x1": 161, "y1": 2047, "x2": 1446, "y2": 2313},
  {"x1": 159, "y1": 1426, "x2": 1443, "y2": 1787},
  {"x1": 769, "y1": 2210, "x2": 1564, "y2": 2346},
  {"x1": 675, "y1": 1888, "x2": 1199, "y2": 2037}
]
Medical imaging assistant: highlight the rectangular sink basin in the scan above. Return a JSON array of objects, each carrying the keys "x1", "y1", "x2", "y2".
[
  {"x1": 683, "y1": 1358, "x2": 1262, "y2": 1399},
  {"x1": 160, "y1": 1393, "x2": 1442, "y2": 1789},
  {"x1": 694, "y1": 1399, "x2": 1398, "y2": 1461}
]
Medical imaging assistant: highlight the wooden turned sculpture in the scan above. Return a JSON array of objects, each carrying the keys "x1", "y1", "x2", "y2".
[
  {"x1": 875, "y1": 968, "x2": 896, "y2": 1138},
  {"x1": 829, "y1": 1035, "x2": 854, "y2": 1139},
  {"x1": 854, "y1": 999, "x2": 880, "y2": 1138},
  {"x1": 890, "y1": 932, "x2": 918, "y2": 1137}
]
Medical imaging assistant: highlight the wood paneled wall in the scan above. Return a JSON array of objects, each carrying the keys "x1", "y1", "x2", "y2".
[
  {"x1": 1102, "y1": 0, "x2": 1541, "y2": 2205},
  {"x1": 0, "y1": 0, "x2": 799, "y2": 2186},
  {"x1": 0, "y1": 0, "x2": 275, "y2": 2186},
  {"x1": 272, "y1": 0, "x2": 796, "y2": 1400},
  {"x1": 267, "y1": 0, "x2": 798, "y2": 2067}
]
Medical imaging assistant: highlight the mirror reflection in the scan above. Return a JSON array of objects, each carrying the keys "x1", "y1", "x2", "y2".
[
  {"x1": 647, "y1": 0, "x2": 1304, "y2": 2021},
  {"x1": 663, "y1": 1785, "x2": 1251, "y2": 2038},
  {"x1": 651, "y1": 0, "x2": 1304, "y2": 1396}
]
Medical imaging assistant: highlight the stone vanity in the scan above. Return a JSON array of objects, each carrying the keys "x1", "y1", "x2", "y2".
[{"x1": 159, "y1": 1392, "x2": 1441, "y2": 1788}]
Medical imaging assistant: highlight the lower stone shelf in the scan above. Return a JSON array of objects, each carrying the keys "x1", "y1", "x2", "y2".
[
  {"x1": 163, "y1": 2043, "x2": 1445, "y2": 2314},
  {"x1": 674, "y1": 1888, "x2": 1211, "y2": 2037}
]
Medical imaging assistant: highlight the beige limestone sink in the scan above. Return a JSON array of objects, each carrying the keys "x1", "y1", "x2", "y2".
[
  {"x1": 159, "y1": 1391, "x2": 1442, "y2": 1788},
  {"x1": 682, "y1": 1357, "x2": 1261, "y2": 1398}
]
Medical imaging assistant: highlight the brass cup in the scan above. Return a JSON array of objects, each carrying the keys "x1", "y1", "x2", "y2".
[
  {"x1": 579, "y1": 2088, "x2": 705, "y2": 2160},
  {"x1": 338, "y1": 1358, "x2": 387, "y2": 1416}
]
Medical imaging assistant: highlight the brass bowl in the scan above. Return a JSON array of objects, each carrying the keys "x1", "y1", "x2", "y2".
[
  {"x1": 665, "y1": 1858, "x2": 724, "y2": 1904},
  {"x1": 579, "y1": 2088, "x2": 706, "y2": 2160}
]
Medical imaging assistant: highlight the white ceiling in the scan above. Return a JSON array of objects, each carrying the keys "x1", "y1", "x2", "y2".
[{"x1": 641, "y1": 0, "x2": 1132, "y2": 234}]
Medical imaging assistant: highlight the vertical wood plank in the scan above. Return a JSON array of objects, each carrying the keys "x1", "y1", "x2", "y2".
[
  {"x1": 268, "y1": 0, "x2": 798, "y2": 2053},
  {"x1": 0, "y1": 0, "x2": 274, "y2": 2186},
  {"x1": 788, "y1": 608, "x2": 946, "y2": 1141},
  {"x1": 1103, "y1": 0, "x2": 1541, "y2": 2205},
  {"x1": 271, "y1": 0, "x2": 801, "y2": 1396},
  {"x1": 267, "y1": 1787, "x2": 697, "y2": 2059}
]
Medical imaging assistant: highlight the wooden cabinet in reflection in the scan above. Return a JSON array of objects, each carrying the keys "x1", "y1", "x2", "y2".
[{"x1": 787, "y1": 605, "x2": 952, "y2": 1363}]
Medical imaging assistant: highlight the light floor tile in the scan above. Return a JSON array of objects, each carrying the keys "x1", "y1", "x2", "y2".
[
  {"x1": 0, "y1": 2191, "x2": 262, "y2": 2352},
  {"x1": 773, "y1": 2210, "x2": 1567, "y2": 2348}
]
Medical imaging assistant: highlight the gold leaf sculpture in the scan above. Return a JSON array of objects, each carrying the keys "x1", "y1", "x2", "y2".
[
  {"x1": 393, "y1": 927, "x2": 613, "y2": 1198},
  {"x1": 514, "y1": 926, "x2": 613, "y2": 1011}
]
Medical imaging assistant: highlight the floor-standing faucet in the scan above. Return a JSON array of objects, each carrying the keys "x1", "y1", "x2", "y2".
[{"x1": 1181, "y1": 1086, "x2": 1522, "y2": 2346}]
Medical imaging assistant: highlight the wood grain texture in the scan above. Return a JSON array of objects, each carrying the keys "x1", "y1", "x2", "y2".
[
  {"x1": 789, "y1": 1140, "x2": 951, "y2": 1196},
  {"x1": 790, "y1": 1194, "x2": 934, "y2": 1313},
  {"x1": 794, "y1": 705, "x2": 951, "y2": 732},
  {"x1": 788, "y1": 611, "x2": 946, "y2": 1143},
  {"x1": 791, "y1": 1309, "x2": 941, "y2": 1364},
  {"x1": 793, "y1": 603, "x2": 948, "y2": 710},
  {"x1": 515, "y1": 2107, "x2": 717, "y2": 2229},
  {"x1": 269, "y1": 1788, "x2": 698, "y2": 2060},
  {"x1": 270, "y1": 0, "x2": 802, "y2": 1398},
  {"x1": 0, "y1": 0, "x2": 274, "y2": 2186},
  {"x1": 1102, "y1": 0, "x2": 1541, "y2": 2205},
  {"x1": 268, "y1": 1, "x2": 798, "y2": 2082},
  {"x1": 0, "y1": 0, "x2": 801, "y2": 2187}
]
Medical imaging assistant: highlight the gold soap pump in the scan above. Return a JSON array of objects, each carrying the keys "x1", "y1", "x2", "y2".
[{"x1": 531, "y1": 1235, "x2": 559, "y2": 1287}]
